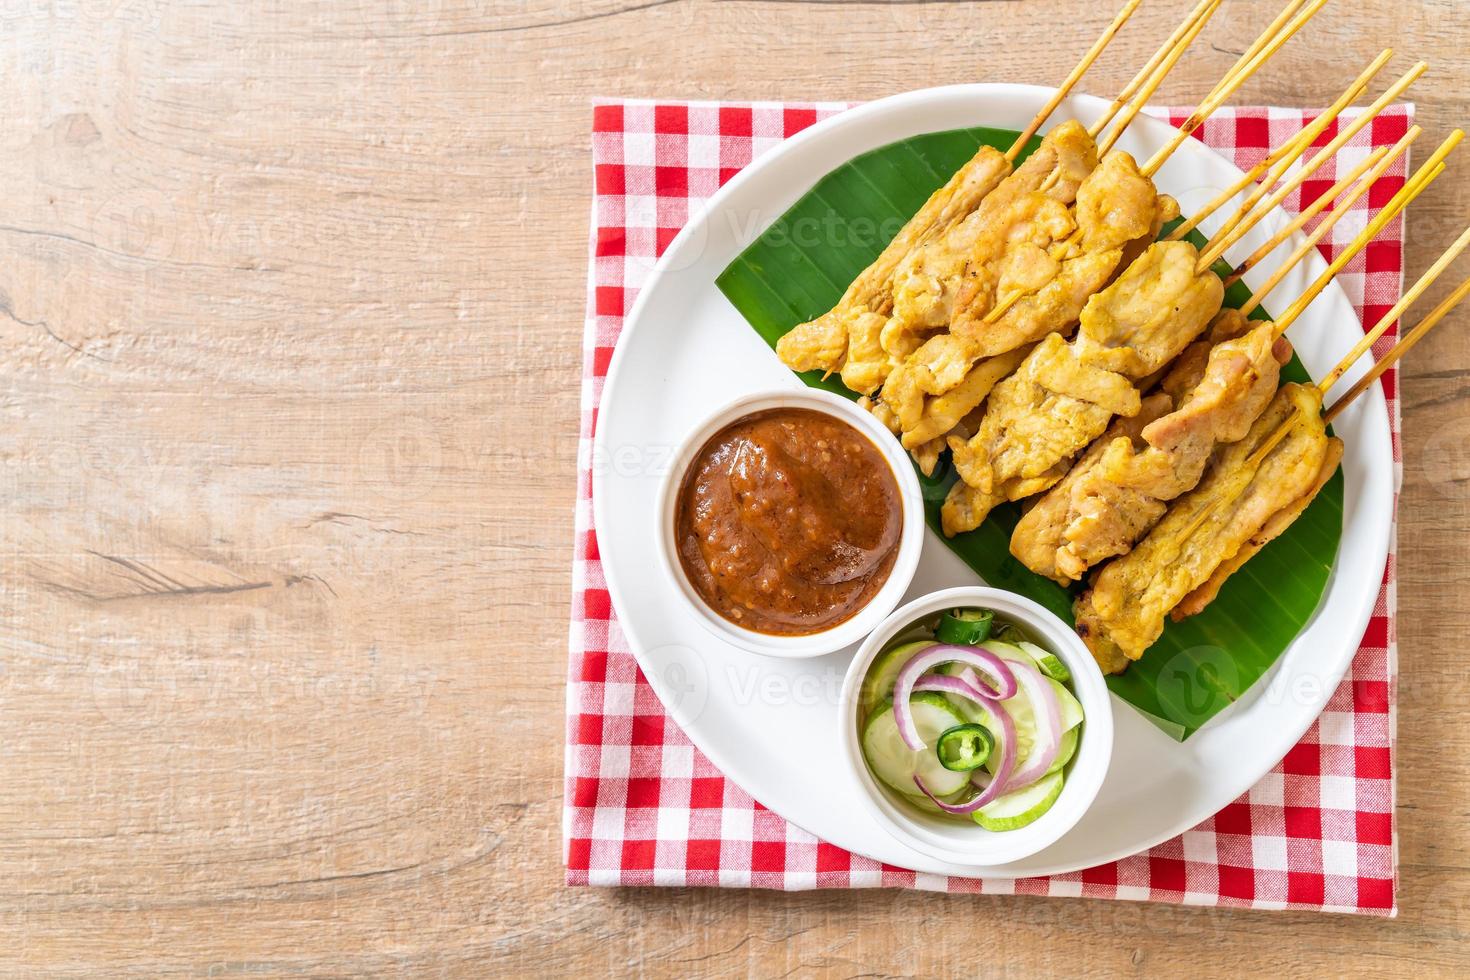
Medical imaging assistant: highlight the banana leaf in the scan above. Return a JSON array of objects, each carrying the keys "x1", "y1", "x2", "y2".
[{"x1": 715, "y1": 126, "x2": 1343, "y2": 740}]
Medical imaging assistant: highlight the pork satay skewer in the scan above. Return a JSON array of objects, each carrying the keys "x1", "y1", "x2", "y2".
[
  {"x1": 1195, "y1": 64, "x2": 1429, "y2": 274},
  {"x1": 775, "y1": 0, "x2": 1141, "y2": 382},
  {"x1": 939, "y1": 104, "x2": 1397, "y2": 536},
  {"x1": 1011, "y1": 0, "x2": 1146, "y2": 160},
  {"x1": 1009, "y1": 135, "x2": 1417, "y2": 580},
  {"x1": 1172, "y1": 279, "x2": 1470, "y2": 613},
  {"x1": 1075, "y1": 219, "x2": 1470, "y2": 672},
  {"x1": 916, "y1": 47, "x2": 1383, "y2": 438},
  {"x1": 977, "y1": 0, "x2": 1332, "y2": 330}
]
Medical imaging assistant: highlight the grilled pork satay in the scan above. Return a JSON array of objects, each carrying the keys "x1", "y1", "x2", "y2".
[
  {"x1": 833, "y1": 0, "x2": 1230, "y2": 403},
  {"x1": 836, "y1": 127, "x2": 1100, "y2": 396},
  {"x1": 887, "y1": 150, "x2": 1174, "y2": 398},
  {"x1": 1013, "y1": 318, "x2": 1292, "y2": 582},
  {"x1": 890, "y1": 49, "x2": 1405, "y2": 466},
  {"x1": 940, "y1": 239, "x2": 1224, "y2": 535},
  {"x1": 773, "y1": 0, "x2": 1149, "y2": 390},
  {"x1": 1073, "y1": 383, "x2": 1336, "y2": 674},
  {"x1": 1008, "y1": 390, "x2": 1175, "y2": 578},
  {"x1": 886, "y1": 122, "x2": 1099, "y2": 345},
  {"x1": 774, "y1": 145, "x2": 1013, "y2": 380},
  {"x1": 1072, "y1": 196, "x2": 1470, "y2": 675},
  {"x1": 938, "y1": 111, "x2": 1432, "y2": 538}
]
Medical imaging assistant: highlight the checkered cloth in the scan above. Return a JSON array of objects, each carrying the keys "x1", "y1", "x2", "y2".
[{"x1": 567, "y1": 100, "x2": 1408, "y2": 914}]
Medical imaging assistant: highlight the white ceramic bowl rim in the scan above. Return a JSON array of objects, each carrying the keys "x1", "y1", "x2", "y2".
[
  {"x1": 839, "y1": 586, "x2": 1115, "y2": 866},
  {"x1": 654, "y1": 387, "x2": 925, "y2": 659}
]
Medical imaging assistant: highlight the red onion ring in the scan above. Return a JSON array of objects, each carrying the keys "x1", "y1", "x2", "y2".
[
  {"x1": 913, "y1": 697, "x2": 1017, "y2": 813},
  {"x1": 999, "y1": 656, "x2": 1063, "y2": 790},
  {"x1": 911, "y1": 673, "x2": 993, "y2": 704},
  {"x1": 891, "y1": 645, "x2": 1017, "y2": 751}
]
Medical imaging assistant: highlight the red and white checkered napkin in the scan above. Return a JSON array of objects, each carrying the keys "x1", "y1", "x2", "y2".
[{"x1": 567, "y1": 100, "x2": 1409, "y2": 914}]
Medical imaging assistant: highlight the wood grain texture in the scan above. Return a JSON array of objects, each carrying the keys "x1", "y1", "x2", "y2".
[{"x1": 1, "y1": 0, "x2": 1467, "y2": 974}]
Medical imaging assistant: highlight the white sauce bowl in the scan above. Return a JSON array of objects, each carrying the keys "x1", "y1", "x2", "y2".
[{"x1": 655, "y1": 387, "x2": 924, "y2": 659}]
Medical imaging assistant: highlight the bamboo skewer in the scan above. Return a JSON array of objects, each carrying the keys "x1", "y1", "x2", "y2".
[
  {"x1": 1318, "y1": 224, "x2": 1470, "y2": 395},
  {"x1": 1170, "y1": 133, "x2": 1451, "y2": 541},
  {"x1": 1038, "y1": 0, "x2": 1219, "y2": 196},
  {"x1": 981, "y1": 1, "x2": 1325, "y2": 328},
  {"x1": 1193, "y1": 59, "x2": 1427, "y2": 271},
  {"x1": 1089, "y1": 0, "x2": 1220, "y2": 140},
  {"x1": 1142, "y1": 0, "x2": 1332, "y2": 178},
  {"x1": 1230, "y1": 146, "x2": 1400, "y2": 312},
  {"x1": 1324, "y1": 273, "x2": 1470, "y2": 422},
  {"x1": 1268, "y1": 131, "x2": 1463, "y2": 337},
  {"x1": 1008, "y1": 0, "x2": 1145, "y2": 161},
  {"x1": 1224, "y1": 138, "x2": 1408, "y2": 288},
  {"x1": 1228, "y1": 132, "x2": 1414, "y2": 309},
  {"x1": 1208, "y1": 0, "x2": 1311, "y2": 97},
  {"x1": 1097, "y1": 0, "x2": 1221, "y2": 155},
  {"x1": 1179, "y1": 51, "x2": 1393, "y2": 255},
  {"x1": 1167, "y1": 118, "x2": 1322, "y2": 243}
]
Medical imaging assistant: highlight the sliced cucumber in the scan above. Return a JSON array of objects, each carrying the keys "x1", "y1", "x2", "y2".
[
  {"x1": 972, "y1": 770, "x2": 1065, "y2": 831},
  {"x1": 991, "y1": 623, "x2": 1028, "y2": 645},
  {"x1": 1045, "y1": 727, "x2": 1079, "y2": 776},
  {"x1": 1048, "y1": 677, "x2": 1084, "y2": 733},
  {"x1": 1017, "y1": 640, "x2": 1072, "y2": 683},
  {"x1": 861, "y1": 693, "x2": 970, "y2": 797},
  {"x1": 859, "y1": 640, "x2": 935, "y2": 716},
  {"x1": 949, "y1": 659, "x2": 1084, "y2": 782}
]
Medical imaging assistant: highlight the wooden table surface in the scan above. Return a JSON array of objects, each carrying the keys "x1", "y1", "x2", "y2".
[{"x1": 4, "y1": 0, "x2": 1468, "y2": 974}]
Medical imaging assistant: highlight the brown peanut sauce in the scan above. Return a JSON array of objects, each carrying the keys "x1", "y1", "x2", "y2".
[{"x1": 674, "y1": 407, "x2": 902, "y2": 636}]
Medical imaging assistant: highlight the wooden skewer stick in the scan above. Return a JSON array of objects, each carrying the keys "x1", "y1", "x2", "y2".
[
  {"x1": 1195, "y1": 59, "x2": 1426, "y2": 271},
  {"x1": 1208, "y1": 0, "x2": 1311, "y2": 98},
  {"x1": 1319, "y1": 223, "x2": 1470, "y2": 394},
  {"x1": 1177, "y1": 50, "x2": 1393, "y2": 251},
  {"x1": 981, "y1": 0, "x2": 1327, "y2": 328},
  {"x1": 1142, "y1": 0, "x2": 1330, "y2": 178},
  {"x1": 1089, "y1": 0, "x2": 1220, "y2": 140},
  {"x1": 1324, "y1": 272, "x2": 1470, "y2": 423},
  {"x1": 1269, "y1": 131, "x2": 1462, "y2": 337},
  {"x1": 1007, "y1": 0, "x2": 1145, "y2": 160},
  {"x1": 982, "y1": 1, "x2": 1319, "y2": 327},
  {"x1": 1226, "y1": 134, "x2": 1414, "y2": 288},
  {"x1": 1231, "y1": 141, "x2": 1405, "y2": 309},
  {"x1": 1167, "y1": 122, "x2": 1319, "y2": 243},
  {"x1": 1263, "y1": 160, "x2": 1446, "y2": 336},
  {"x1": 1097, "y1": 0, "x2": 1221, "y2": 155}
]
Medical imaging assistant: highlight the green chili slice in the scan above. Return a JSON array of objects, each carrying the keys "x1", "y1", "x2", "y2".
[
  {"x1": 935, "y1": 723, "x2": 995, "y2": 772},
  {"x1": 935, "y1": 608, "x2": 994, "y2": 646}
]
